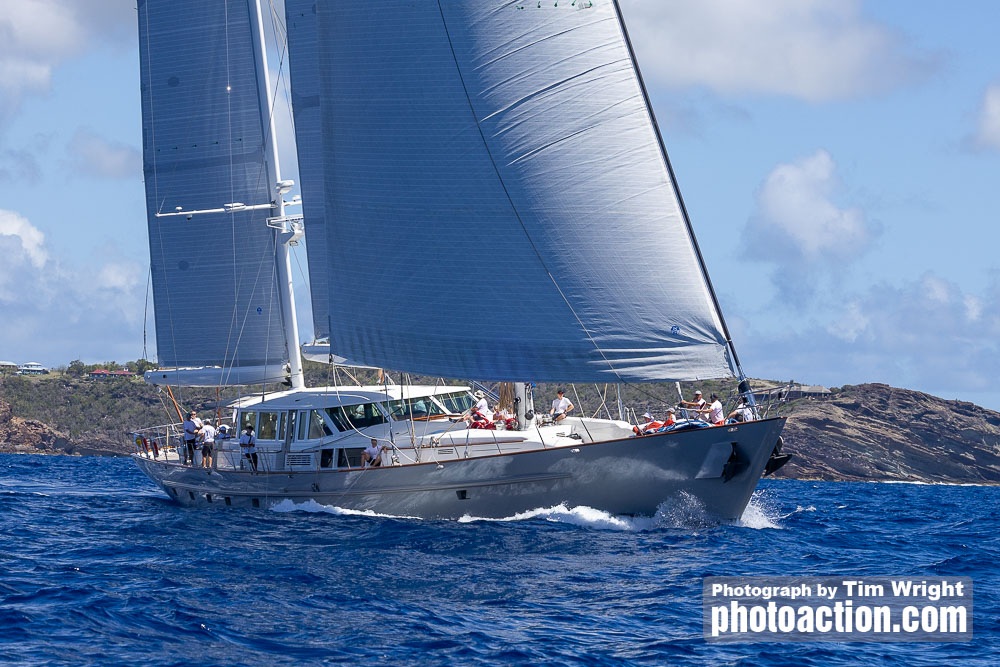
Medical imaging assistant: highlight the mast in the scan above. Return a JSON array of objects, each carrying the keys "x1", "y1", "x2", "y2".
[{"x1": 248, "y1": 0, "x2": 305, "y2": 390}]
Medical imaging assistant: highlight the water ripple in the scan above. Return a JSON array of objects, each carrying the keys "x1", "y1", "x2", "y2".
[{"x1": 0, "y1": 454, "x2": 996, "y2": 665}]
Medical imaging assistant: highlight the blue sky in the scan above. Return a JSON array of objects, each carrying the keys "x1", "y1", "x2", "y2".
[{"x1": 1, "y1": 1, "x2": 998, "y2": 410}]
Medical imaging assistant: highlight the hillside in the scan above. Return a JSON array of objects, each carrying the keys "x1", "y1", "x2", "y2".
[
  {"x1": 0, "y1": 373, "x2": 251, "y2": 455},
  {"x1": 772, "y1": 383, "x2": 1000, "y2": 484},
  {"x1": 2, "y1": 372, "x2": 999, "y2": 485}
]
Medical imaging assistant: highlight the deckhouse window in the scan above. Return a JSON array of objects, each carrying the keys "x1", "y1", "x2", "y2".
[
  {"x1": 331, "y1": 403, "x2": 386, "y2": 429},
  {"x1": 297, "y1": 410, "x2": 335, "y2": 440},
  {"x1": 240, "y1": 412, "x2": 256, "y2": 433},
  {"x1": 386, "y1": 397, "x2": 447, "y2": 420},
  {"x1": 258, "y1": 412, "x2": 281, "y2": 440},
  {"x1": 437, "y1": 392, "x2": 475, "y2": 414}
]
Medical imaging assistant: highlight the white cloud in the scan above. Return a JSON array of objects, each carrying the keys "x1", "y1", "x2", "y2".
[
  {"x1": 620, "y1": 0, "x2": 932, "y2": 102},
  {"x1": 964, "y1": 294, "x2": 983, "y2": 323},
  {"x1": 0, "y1": 2, "x2": 84, "y2": 113},
  {"x1": 827, "y1": 301, "x2": 869, "y2": 344},
  {"x1": 739, "y1": 150, "x2": 878, "y2": 307},
  {"x1": 0, "y1": 209, "x2": 48, "y2": 269},
  {"x1": 0, "y1": 209, "x2": 146, "y2": 365},
  {"x1": 0, "y1": 59, "x2": 51, "y2": 95},
  {"x1": 66, "y1": 128, "x2": 142, "y2": 179},
  {"x1": 0, "y1": 1, "x2": 86, "y2": 59},
  {"x1": 974, "y1": 83, "x2": 1000, "y2": 150},
  {"x1": 0, "y1": 1, "x2": 134, "y2": 120},
  {"x1": 743, "y1": 271, "x2": 1000, "y2": 407},
  {"x1": 753, "y1": 150, "x2": 872, "y2": 261}
]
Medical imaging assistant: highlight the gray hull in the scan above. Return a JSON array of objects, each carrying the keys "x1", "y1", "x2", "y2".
[{"x1": 133, "y1": 418, "x2": 785, "y2": 520}]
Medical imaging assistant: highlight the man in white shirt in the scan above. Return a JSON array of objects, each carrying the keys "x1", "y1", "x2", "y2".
[
  {"x1": 362, "y1": 438, "x2": 384, "y2": 468},
  {"x1": 727, "y1": 397, "x2": 755, "y2": 423},
  {"x1": 550, "y1": 389, "x2": 574, "y2": 422},
  {"x1": 704, "y1": 394, "x2": 725, "y2": 426},
  {"x1": 239, "y1": 425, "x2": 258, "y2": 471},
  {"x1": 199, "y1": 419, "x2": 217, "y2": 468},
  {"x1": 679, "y1": 390, "x2": 707, "y2": 420}
]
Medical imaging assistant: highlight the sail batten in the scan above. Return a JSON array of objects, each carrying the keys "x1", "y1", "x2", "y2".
[
  {"x1": 307, "y1": 1, "x2": 733, "y2": 382},
  {"x1": 138, "y1": 0, "x2": 288, "y2": 380}
]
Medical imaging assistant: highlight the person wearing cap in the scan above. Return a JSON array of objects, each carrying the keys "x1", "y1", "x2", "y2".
[
  {"x1": 550, "y1": 389, "x2": 574, "y2": 423},
  {"x1": 677, "y1": 389, "x2": 708, "y2": 419},
  {"x1": 468, "y1": 389, "x2": 494, "y2": 424},
  {"x1": 182, "y1": 410, "x2": 202, "y2": 465},
  {"x1": 634, "y1": 411, "x2": 656, "y2": 435},
  {"x1": 679, "y1": 390, "x2": 706, "y2": 408},
  {"x1": 648, "y1": 408, "x2": 676, "y2": 432},
  {"x1": 634, "y1": 409, "x2": 670, "y2": 435},
  {"x1": 239, "y1": 424, "x2": 258, "y2": 472}
]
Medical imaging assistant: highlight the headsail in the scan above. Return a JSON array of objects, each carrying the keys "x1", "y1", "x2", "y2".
[
  {"x1": 312, "y1": 1, "x2": 734, "y2": 383},
  {"x1": 137, "y1": 0, "x2": 290, "y2": 385}
]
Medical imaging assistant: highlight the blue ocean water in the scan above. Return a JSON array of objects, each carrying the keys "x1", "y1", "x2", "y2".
[{"x1": 0, "y1": 454, "x2": 996, "y2": 666}]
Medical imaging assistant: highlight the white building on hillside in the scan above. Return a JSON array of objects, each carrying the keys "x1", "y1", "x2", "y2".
[{"x1": 17, "y1": 362, "x2": 49, "y2": 375}]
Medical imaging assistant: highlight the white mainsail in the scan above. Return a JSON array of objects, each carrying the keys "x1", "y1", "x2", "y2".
[
  {"x1": 308, "y1": 1, "x2": 733, "y2": 383},
  {"x1": 137, "y1": 0, "x2": 292, "y2": 385}
]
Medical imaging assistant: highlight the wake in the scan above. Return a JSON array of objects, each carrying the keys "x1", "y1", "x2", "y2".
[{"x1": 269, "y1": 491, "x2": 787, "y2": 533}]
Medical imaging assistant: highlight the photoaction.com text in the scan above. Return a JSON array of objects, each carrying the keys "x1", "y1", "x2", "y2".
[{"x1": 703, "y1": 576, "x2": 972, "y2": 642}]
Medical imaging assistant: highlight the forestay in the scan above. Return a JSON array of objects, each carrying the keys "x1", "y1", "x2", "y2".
[{"x1": 313, "y1": 1, "x2": 733, "y2": 383}]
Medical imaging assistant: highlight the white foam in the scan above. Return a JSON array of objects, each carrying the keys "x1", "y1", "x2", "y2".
[
  {"x1": 269, "y1": 494, "x2": 786, "y2": 532},
  {"x1": 459, "y1": 503, "x2": 646, "y2": 531},
  {"x1": 653, "y1": 491, "x2": 716, "y2": 529},
  {"x1": 269, "y1": 498, "x2": 418, "y2": 519},
  {"x1": 734, "y1": 490, "x2": 785, "y2": 530}
]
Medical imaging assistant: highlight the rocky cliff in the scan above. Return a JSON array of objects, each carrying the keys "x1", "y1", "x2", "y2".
[
  {"x1": 772, "y1": 383, "x2": 1000, "y2": 484},
  {"x1": 0, "y1": 396, "x2": 122, "y2": 456},
  {"x1": 0, "y1": 397, "x2": 73, "y2": 455}
]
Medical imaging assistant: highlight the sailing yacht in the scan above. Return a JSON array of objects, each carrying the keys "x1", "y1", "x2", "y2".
[{"x1": 131, "y1": 0, "x2": 787, "y2": 520}]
